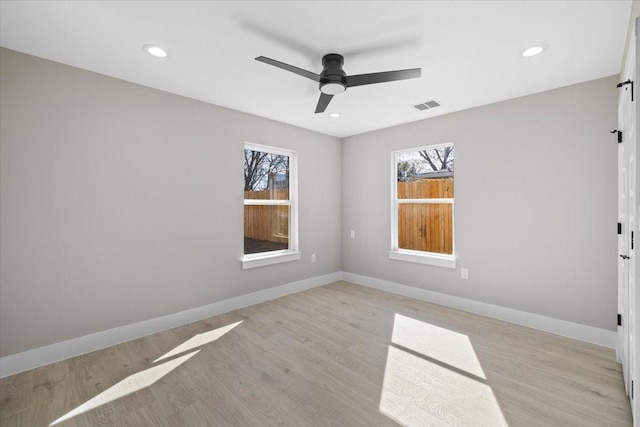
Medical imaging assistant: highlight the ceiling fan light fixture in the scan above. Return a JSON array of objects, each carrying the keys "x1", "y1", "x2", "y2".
[
  {"x1": 328, "y1": 112, "x2": 340, "y2": 118},
  {"x1": 143, "y1": 44, "x2": 167, "y2": 58},
  {"x1": 320, "y1": 82, "x2": 346, "y2": 95},
  {"x1": 521, "y1": 44, "x2": 547, "y2": 57}
]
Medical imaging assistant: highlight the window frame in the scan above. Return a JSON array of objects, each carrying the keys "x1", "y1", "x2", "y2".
[
  {"x1": 241, "y1": 142, "x2": 300, "y2": 270},
  {"x1": 389, "y1": 143, "x2": 456, "y2": 269}
]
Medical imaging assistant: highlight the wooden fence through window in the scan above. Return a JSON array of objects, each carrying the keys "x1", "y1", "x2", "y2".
[
  {"x1": 397, "y1": 178, "x2": 454, "y2": 254},
  {"x1": 243, "y1": 178, "x2": 453, "y2": 254},
  {"x1": 244, "y1": 189, "x2": 289, "y2": 244}
]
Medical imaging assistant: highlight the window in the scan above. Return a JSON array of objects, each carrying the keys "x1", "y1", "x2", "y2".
[
  {"x1": 242, "y1": 143, "x2": 299, "y2": 269},
  {"x1": 390, "y1": 143, "x2": 456, "y2": 268}
]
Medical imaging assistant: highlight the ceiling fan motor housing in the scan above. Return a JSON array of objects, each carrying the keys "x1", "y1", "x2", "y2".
[{"x1": 319, "y1": 54, "x2": 347, "y2": 95}]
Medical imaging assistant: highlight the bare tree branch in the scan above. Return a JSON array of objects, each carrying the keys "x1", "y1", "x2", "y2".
[
  {"x1": 419, "y1": 150, "x2": 439, "y2": 171},
  {"x1": 417, "y1": 147, "x2": 454, "y2": 172},
  {"x1": 441, "y1": 146, "x2": 452, "y2": 170},
  {"x1": 244, "y1": 150, "x2": 289, "y2": 191}
]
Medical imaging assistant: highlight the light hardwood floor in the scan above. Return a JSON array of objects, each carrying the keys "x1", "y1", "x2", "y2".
[{"x1": 0, "y1": 281, "x2": 632, "y2": 426}]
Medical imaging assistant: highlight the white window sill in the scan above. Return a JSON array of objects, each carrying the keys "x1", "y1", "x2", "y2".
[
  {"x1": 241, "y1": 251, "x2": 301, "y2": 270},
  {"x1": 389, "y1": 250, "x2": 457, "y2": 269}
]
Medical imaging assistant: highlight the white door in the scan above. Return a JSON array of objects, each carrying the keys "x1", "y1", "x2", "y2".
[
  {"x1": 618, "y1": 83, "x2": 631, "y2": 394},
  {"x1": 618, "y1": 19, "x2": 637, "y2": 418}
]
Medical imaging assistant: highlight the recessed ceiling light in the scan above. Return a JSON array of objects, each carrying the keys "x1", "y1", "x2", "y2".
[
  {"x1": 522, "y1": 44, "x2": 547, "y2": 57},
  {"x1": 328, "y1": 112, "x2": 340, "y2": 118},
  {"x1": 143, "y1": 44, "x2": 167, "y2": 58}
]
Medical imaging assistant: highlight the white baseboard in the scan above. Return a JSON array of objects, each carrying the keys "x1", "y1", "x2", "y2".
[
  {"x1": 0, "y1": 272, "x2": 342, "y2": 378},
  {"x1": 1, "y1": 270, "x2": 616, "y2": 378},
  {"x1": 341, "y1": 272, "x2": 617, "y2": 349}
]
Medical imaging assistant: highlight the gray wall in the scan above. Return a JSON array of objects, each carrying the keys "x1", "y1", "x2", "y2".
[
  {"x1": 342, "y1": 75, "x2": 618, "y2": 331},
  {"x1": 621, "y1": 0, "x2": 640, "y2": 76},
  {"x1": 0, "y1": 48, "x2": 342, "y2": 357},
  {"x1": 0, "y1": 46, "x2": 620, "y2": 357}
]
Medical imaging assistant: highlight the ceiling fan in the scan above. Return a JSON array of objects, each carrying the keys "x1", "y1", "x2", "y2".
[{"x1": 255, "y1": 54, "x2": 421, "y2": 114}]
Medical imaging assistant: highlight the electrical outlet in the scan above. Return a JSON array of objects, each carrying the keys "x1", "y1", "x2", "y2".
[
  {"x1": 350, "y1": 230, "x2": 355, "y2": 238},
  {"x1": 311, "y1": 253, "x2": 316, "y2": 263},
  {"x1": 461, "y1": 268, "x2": 469, "y2": 279}
]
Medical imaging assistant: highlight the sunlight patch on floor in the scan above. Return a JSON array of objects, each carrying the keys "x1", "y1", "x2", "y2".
[
  {"x1": 379, "y1": 314, "x2": 508, "y2": 426},
  {"x1": 154, "y1": 320, "x2": 243, "y2": 363},
  {"x1": 50, "y1": 320, "x2": 243, "y2": 425},
  {"x1": 391, "y1": 314, "x2": 486, "y2": 379},
  {"x1": 50, "y1": 350, "x2": 200, "y2": 426}
]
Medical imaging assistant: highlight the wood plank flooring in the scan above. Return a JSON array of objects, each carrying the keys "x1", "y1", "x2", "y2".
[{"x1": 0, "y1": 281, "x2": 632, "y2": 426}]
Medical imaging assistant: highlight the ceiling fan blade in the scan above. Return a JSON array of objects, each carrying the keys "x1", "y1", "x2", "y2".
[
  {"x1": 255, "y1": 56, "x2": 320, "y2": 82},
  {"x1": 315, "y1": 93, "x2": 333, "y2": 114},
  {"x1": 345, "y1": 68, "x2": 421, "y2": 88}
]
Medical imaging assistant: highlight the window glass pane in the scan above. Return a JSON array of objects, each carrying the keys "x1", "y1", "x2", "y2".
[
  {"x1": 244, "y1": 205, "x2": 289, "y2": 254},
  {"x1": 398, "y1": 203, "x2": 453, "y2": 254},
  {"x1": 244, "y1": 149, "x2": 289, "y2": 200},
  {"x1": 397, "y1": 145, "x2": 454, "y2": 199}
]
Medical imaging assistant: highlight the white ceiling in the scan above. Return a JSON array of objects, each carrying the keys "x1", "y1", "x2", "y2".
[{"x1": 0, "y1": 1, "x2": 632, "y2": 138}]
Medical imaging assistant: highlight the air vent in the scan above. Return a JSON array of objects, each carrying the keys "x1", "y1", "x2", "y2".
[{"x1": 414, "y1": 99, "x2": 441, "y2": 111}]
